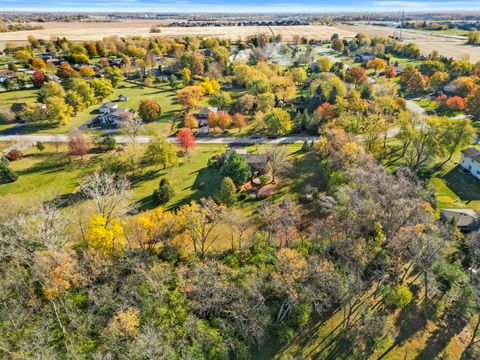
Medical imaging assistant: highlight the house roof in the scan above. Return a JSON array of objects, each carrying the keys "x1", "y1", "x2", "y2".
[
  {"x1": 440, "y1": 208, "x2": 480, "y2": 228},
  {"x1": 245, "y1": 154, "x2": 268, "y2": 168},
  {"x1": 110, "y1": 108, "x2": 129, "y2": 117},
  {"x1": 101, "y1": 102, "x2": 117, "y2": 109},
  {"x1": 462, "y1": 147, "x2": 480, "y2": 163},
  {"x1": 198, "y1": 107, "x2": 217, "y2": 115}
]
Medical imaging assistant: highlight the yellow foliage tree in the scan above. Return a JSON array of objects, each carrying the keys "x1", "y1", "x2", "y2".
[{"x1": 86, "y1": 214, "x2": 126, "y2": 256}]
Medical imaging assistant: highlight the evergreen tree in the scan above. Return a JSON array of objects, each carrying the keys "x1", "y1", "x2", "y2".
[
  {"x1": 0, "y1": 163, "x2": 18, "y2": 183},
  {"x1": 220, "y1": 151, "x2": 252, "y2": 185},
  {"x1": 219, "y1": 176, "x2": 236, "y2": 206},
  {"x1": 153, "y1": 178, "x2": 175, "y2": 205}
]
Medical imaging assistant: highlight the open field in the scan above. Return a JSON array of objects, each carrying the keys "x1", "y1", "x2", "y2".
[
  {"x1": 338, "y1": 24, "x2": 480, "y2": 62},
  {"x1": 0, "y1": 20, "x2": 358, "y2": 48}
]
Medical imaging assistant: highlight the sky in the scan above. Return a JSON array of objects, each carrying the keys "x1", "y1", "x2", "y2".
[{"x1": 1, "y1": 0, "x2": 480, "y2": 13}]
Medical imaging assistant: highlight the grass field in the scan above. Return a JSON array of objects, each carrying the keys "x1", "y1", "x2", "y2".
[
  {"x1": 0, "y1": 81, "x2": 181, "y2": 136},
  {"x1": 418, "y1": 28, "x2": 469, "y2": 36}
]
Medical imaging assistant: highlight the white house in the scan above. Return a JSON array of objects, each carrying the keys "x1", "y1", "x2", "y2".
[
  {"x1": 99, "y1": 102, "x2": 118, "y2": 114},
  {"x1": 459, "y1": 147, "x2": 480, "y2": 179}
]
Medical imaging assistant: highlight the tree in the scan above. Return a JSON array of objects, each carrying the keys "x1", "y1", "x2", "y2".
[
  {"x1": 45, "y1": 96, "x2": 73, "y2": 125},
  {"x1": 57, "y1": 62, "x2": 78, "y2": 79},
  {"x1": 38, "y1": 81, "x2": 65, "y2": 103},
  {"x1": 104, "y1": 66, "x2": 124, "y2": 88},
  {"x1": 288, "y1": 67, "x2": 307, "y2": 84},
  {"x1": 79, "y1": 66, "x2": 95, "y2": 78},
  {"x1": 384, "y1": 66, "x2": 397, "y2": 78},
  {"x1": 236, "y1": 94, "x2": 255, "y2": 113},
  {"x1": 345, "y1": 66, "x2": 368, "y2": 88},
  {"x1": 144, "y1": 135, "x2": 179, "y2": 169},
  {"x1": 0, "y1": 163, "x2": 18, "y2": 183},
  {"x1": 180, "y1": 198, "x2": 225, "y2": 259},
  {"x1": 181, "y1": 67, "x2": 191, "y2": 85},
  {"x1": 438, "y1": 118, "x2": 476, "y2": 165},
  {"x1": 264, "y1": 108, "x2": 293, "y2": 136},
  {"x1": 382, "y1": 284, "x2": 413, "y2": 308},
  {"x1": 32, "y1": 70, "x2": 45, "y2": 88},
  {"x1": 220, "y1": 151, "x2": 251, "y2": 185},
  {"x1": 99, "y1": 136, "x2": 117, "y2": 151},
  {"x1": 200, "y1": 77, "x2": 220, "y2": 95},
  {"x1": 451, "y1": 76, "x2": 476, "y2": 98},
  {"x1": 219, "y1": 177, "x2": 236, "y2": 206},
  {"x1": 70, "y1": 53, "x2": 90, "y2": 64},
  {"x1": 366, "y1": 58, "x2": 386, "y2": 74},
  {"x1": 90, "y1": 78, "x2": 115, "y2": 100},
  {"x1": 466, "y1": 86, "x2": 480, "y2": 118},
  {"x1": 429, "y1": 71, "x2": 449, "y2": 90},
  {"x1": 257, "y1": 93, "x2": 275, "y2": 113},
  {"x1": 176, "y1": 85, "x2": 206, "y2": 110},
  {"x1": 399, "y1": 66, "x2": 426, "y2": 94},
  {"x1": 266, "y1": 145, "x2": 289, "y2": 183},
  {"x1": 153, "y1": 178, "x2": 175, "y2": 205},
  {"x1": 68, "y1": 131, "x2": 89, "y2": 159},
  {"x1": 79, "y1": 172, "x2": 131, "y2": 222},
  {"x1": 208, "y1": 91, "x2": 232, "y2": 110},
  {"x1": 232, "y1": 113, "x2": 247, "y2": 132},
  {"x1": 183, "y1": 114, "x2": 199, "y2": 129},
  {"x1": 138, "y1": 99, "x2": 162, "y2": 122},
  {"x1": 176, "y1": 128, "x2": 196, "y2": 152},
  {"x1": 31, "y1": 58, "x2": 47, "y2": 70},
  {"x1": 318, "y1": 56, "x2": 333, "y2": 72},
  {"x1": 36, "y1": 141, "x2": 45, "y2": 152},
  {"x1": 120, "y1": 113, "x2": 144, "y2": 140},
  {"x1": 86, "y1": 214, "x2": 126, "y2": 256},
  {"x1": 332, "y1": 38, "x2": 344, "y2": 52}
]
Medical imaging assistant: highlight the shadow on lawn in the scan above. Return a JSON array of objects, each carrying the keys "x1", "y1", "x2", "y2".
[{"x1": 443, "y1": 166, "x2": 480, "y2": 202}]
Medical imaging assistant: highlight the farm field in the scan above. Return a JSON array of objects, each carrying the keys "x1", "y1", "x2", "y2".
[
  {"x1": 337, "y1": 23, "x2": 480, "y2": 62},
  {"x1": 0, "y1": 21, "x2": 359, "y2": 48}
]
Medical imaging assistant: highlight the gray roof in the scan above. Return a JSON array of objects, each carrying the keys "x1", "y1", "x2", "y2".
[
  {"x1": 101, "y1": 102, "x2": 117, "y2": 109},
  {"x1": 462, "y1": 148, "x2": 480, "y2": 163},
  {"x1": 198, "y1": 107, "x2": 217, "y2": 115},
  {"x1": 110, "y1": 108, "x2": 129, "y2": 116},
  {"x1": 440, "y1": 208, "x2": 480, "y2": 228}
]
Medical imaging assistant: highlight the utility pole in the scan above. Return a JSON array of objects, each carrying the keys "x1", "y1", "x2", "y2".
[{"x1": 399, "y1": 10, "x2": 405, "y2": 41}]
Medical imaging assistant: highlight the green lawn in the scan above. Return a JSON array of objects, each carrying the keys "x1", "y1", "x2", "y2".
[
  {"x1": 417, "y1": 28, "x2": 469, "y2": 36},
  {"x1": 0, "y1": 82, "x2": 181, "y2": 136}
]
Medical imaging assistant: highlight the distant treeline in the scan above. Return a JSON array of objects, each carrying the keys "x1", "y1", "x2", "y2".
[
  {"x1": 165, "y1": 20, "x2": 309, "y2": 27},
  {"x1": 402, "y1": 21, "x2": 479, "y2": 32},
  {"x1": 0, "y1": 23, "x2": 44, "y2": 33}
]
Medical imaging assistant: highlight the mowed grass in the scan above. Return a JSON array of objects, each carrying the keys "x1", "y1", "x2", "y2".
[
  {"x1": 0, "y1": 81, "x2": 181, "y2": 136},
  {"x1": 0, "y1": 143, "x2": 227, "y2": 209}
]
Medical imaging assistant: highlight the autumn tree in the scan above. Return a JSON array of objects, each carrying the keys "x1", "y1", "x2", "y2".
[
  {"x1": 176, "y1": 85, "x2": 206, "y2": 110},
  {"x1": 232, "y1": 113, "x2": 247, "y2": 132},
  {"x1": 86, "y1": 214, "x2": 126, "y2": 256},
  {"x1": 399, "y1": 66, "x2": 426, "y2": 94},
  {"x1": 466, "y1": 86, "x2": 480, "y2": 118},
  {"x1": 345, "y1": 66, "x2": 369, "y2": 88},
  {"x1": 180, "y1": 198, "x2": 225, "y2": 259},
  {"x1": 138, "y1": 99, "x2": 162, "y2": 122},
  {"x1": 68, "y1": 131, "x2": 89, "y2": 159},
  {"x1": 384, "y1": 66, "x2": 397, "y2": 78},
  {"x1": 176, "y1": 128, "x2": 196, "y2": 152},
  {"x1": 120, "y1": 113, "x2": 144, "y2": 140},
  {"x1": 264, "y1": 108, "x2": 293, "y2": 136},
  {"x1": 208, "y1": 91, "x2": 232, "y2": 111},
  {"x1": 183, "y1": 114, "x2": 198, "y2": 129},
  {"x1": 366, "y1": 58, "x2": 386, "y2": 74},
  {"x1": 144, "y1": 135, "x2": 179, "y2": 169},
  {"x1": 318, "y1": 56, "x2": 333, "y2": 72}
]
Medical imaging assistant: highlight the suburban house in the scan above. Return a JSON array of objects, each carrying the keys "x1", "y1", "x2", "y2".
[
  {"x1": 0, "y1": 70, "x2": 17, "y2": 83},
  {"x1": 355, "y1": 53, "x2": 375, "y2": 62},
  {"x1": 196, "y1": 107, "x2": 218, "y2": 126},
  {"x1": 99, "y1": 102, "x2": 118, "y2": 114},
  {"x1": 459, "y1": 147, "x2": 480, "y2": 179},
  {"x1": 224, "y1": 147, "x2": 268, "y2": 173},
  {"x1": 440, "y1": 208, "x2": 480, "y2": 232},
  {"x1": 97, "y1": 108, "x2": 132, "y2": 127}
]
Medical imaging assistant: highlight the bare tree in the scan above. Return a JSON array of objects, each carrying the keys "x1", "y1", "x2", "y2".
[
  {"x1": 180, "y1": 198, "x2": 224, "y2": 259},
  {"x1": 265, "y1": 145, "x2": 289, "y2": 183},
  {"x1": 222, "y1": 209, "x2": 250, "y2": 250},
  {"x1": 79, "y1": 172, "x2": 132, "y2": 222},
  {"x1": 120, "y1": 112, "x2": 144, "y2": 141}
]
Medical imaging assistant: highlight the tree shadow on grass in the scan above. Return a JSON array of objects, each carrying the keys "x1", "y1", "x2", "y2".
[
  {"x1": 415, "y1": 315, "x2": 468, "y2": 360},
  {"x1": 442, "y1": 166, "x2": 480, "y2": 202}
]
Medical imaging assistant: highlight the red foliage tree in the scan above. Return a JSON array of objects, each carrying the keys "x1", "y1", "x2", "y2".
[
  {"x1": 345, "y1": 66, "x2": 368, "y2": 87},
  {"x1": 68, "y1": 131, "x2": 89, "y2": 159},
  {"x1": 316, "y1": 102, "x2": 335, "y2": 120},
  {"x1": 385, "y1": 66, "x2": 397, "y2": 78},
  {"x1": 5, "y1": 149, "x2": 24, "y2": 161},
  {"x1": 176, "y1": 128, "x2": 196, "y2": 152},
  {"x1": 446, "y1": 96, "x2": 465, "y2": 111},
  {"x1": 435, "y1": 94, "x2": 448, "y2": 108},
  {"x1": 57, "y1": 63, "x2": 78, "y2": 79},
  {"x1": 32, "y1": 70, "x2": 45, "y2": 88}
]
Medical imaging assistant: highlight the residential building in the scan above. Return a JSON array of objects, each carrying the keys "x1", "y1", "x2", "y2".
[
  {"x1": 459, "y1": 147, "x2": 480, "y2": 179},
  {"x1": 440, "y1": 209, "x2": 480, "y2": 232}
]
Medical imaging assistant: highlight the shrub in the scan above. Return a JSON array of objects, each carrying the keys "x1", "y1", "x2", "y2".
[
  {"x1": 0, "y1": 163, "x2": 18, "y2": 183},
  {"x1": 259, "y1": 174, "x2": 271, "y2": 186},
  {"x1": 153, "y1": 178, "x2": 175, "y2": 205},
  {"x1": 100, "y1": 136, "x2": 117, "y2": 151},
  {"x1": 0, "y1": 109, "x2": 16, "y2": 123},
  {"x1": 382, "y1": 284, "x2": 412, "y2": 309},
  {"x1": 257, "y1": 185, "x2": 275, "y2": 199},
  {"x1": 5, "y1": 149, "x2": 23, "y2": 161},
  {"x1": 35, "y1": 141, "x2": 45, "y2": 152}
]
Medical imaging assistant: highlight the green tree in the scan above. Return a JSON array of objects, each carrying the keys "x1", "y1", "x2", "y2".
[
  {"x1": 38, "y1": 81, "x2": 65, "y2": 103},
  {"x1": 90, "y1": 78, "x2": 115, "y2": 100},
  {"x1": 219, "y1": 176, "x2": 236, "y2": 206},
  {"x1": 264, "y1": 108, "x2": 293, "y2": 136},
  {"x1": 0, "y1": 163, "x2": 18, "y2": 183},
  {"x1": 153, "y1": 178, "x2": 175, "y2": 205},
  {"x1": 144, "y1": 135, "x2": 179, "y2": 169},
  {"x1": 209, "y1": 91, "x2": 232, "y2": 111},
  {"x1": 104, "y1": 66, "x2": 124, "y2": 88},
  {"x1": 220, "y1": 151, "x2": 252, "y2": 185}
]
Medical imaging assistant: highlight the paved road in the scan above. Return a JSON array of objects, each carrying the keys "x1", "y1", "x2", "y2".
[{"x1": 0, "y1": 134, "x2": 316, "y2": 148}]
